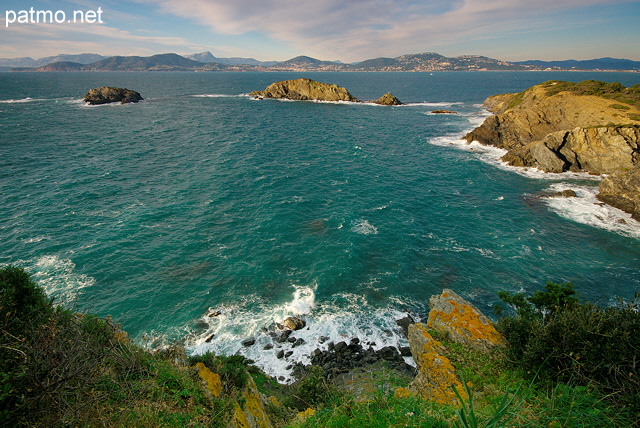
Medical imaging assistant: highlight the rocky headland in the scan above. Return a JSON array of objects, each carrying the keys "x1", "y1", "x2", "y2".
[
  {"x1": 83, "y1": 86, "x2": 143, "y2": 105},
  {"x1": 250, "y1": 78, "x2": 402, "y2": 105},
  {"x1": 465, "y1": 80, "x2": 640, "y2": 220}
]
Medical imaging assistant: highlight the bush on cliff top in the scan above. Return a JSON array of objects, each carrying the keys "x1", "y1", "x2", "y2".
[
  {"x1": 541, "y1": 80, "x2": 640, "y2": 108},
  {"x1": 0, "y1": 265, "x2": 227, "y2": 427},
  {"x1": 495, "y1": 282, "x2": 640, "y2": 417}
]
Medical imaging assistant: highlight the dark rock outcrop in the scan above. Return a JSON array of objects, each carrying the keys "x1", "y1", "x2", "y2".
[
  {"x1": 250, "y1": 78, "x2": 357, "y2": 102},
  {"x1": 83, "y1": 87, "x2": 143, "y2": 105},
  {"x1": 431, "y1": 110, "x2": 457, "y2": 114},
  {"x1": 371, "y1": 93, "x2": 403, "y2": 105},
  {"x1": 306, "y1": 341, "x2": 415, "y2": 380}
]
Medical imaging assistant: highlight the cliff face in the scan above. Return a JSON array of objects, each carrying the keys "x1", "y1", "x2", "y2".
[
  {"x1": 466, "y1": 82, "x2": 640, "y2": 150},
  {"x1": 465, "y1": 81, "x2": 640, "y2": 219},
  {"x1": 250, "y1": 78, "x2": 358, "y2": 102},
  {"x1": 502, "y1": 126, "x2": 640, "y2": 174}
]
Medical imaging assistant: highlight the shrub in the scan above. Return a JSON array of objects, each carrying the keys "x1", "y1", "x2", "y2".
[{"x1": 495, "y1": 282, "x2": 640, "y2": 417}]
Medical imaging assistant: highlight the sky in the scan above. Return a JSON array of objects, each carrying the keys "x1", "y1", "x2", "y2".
[{"x1": 0, "y1": 0, "x2": 639, "y2": 62}]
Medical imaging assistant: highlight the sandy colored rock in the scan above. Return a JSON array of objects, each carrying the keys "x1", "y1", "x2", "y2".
[
  {"x1": 282, "y1": 316, "x2": 306, "y2": 331},
  {"x1": 427, "y1": 289, "x2": 504, "y2": 353},
  {"x1": 250, "y1": 78, "x2": 357, "y2": 102},
  {"x1": 501, "y1": 127, "x2": 640, "y2": 174},
  {"x1": 465, "y1": 83, "x2": 640, "y2": 151},
  {"x1": 597, "y1": 169, "x2": 640, "y2": 220},
  {"x1": 406, "y1": 323, "x2": 467, "y2": 405}
]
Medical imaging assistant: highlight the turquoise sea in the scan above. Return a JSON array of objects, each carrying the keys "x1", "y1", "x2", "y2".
[{"x1": 1, "y1": 71, "x2": 639, "y2": 381}]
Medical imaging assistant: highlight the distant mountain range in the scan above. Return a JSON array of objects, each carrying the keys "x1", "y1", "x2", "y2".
[{"x1": 4, "y1": 51, "x2": 640, "y2": 72}]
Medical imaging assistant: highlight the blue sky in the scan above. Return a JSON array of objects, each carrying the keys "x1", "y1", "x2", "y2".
[{"x1": 1, "y1": 0, "x2": 639, "y2": 61}]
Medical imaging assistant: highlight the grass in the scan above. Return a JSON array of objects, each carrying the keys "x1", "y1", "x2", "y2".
[
  {"x1": 540, "y1": 80, "x2": 640, "y2": 108},
  {"x1": 3, "y1": 266, "x2": 637, "y2": 427}
]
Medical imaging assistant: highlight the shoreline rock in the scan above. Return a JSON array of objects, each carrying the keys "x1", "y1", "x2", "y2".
[
  {"x1": 250, "y1": 78, "x2": 357, "y2": 102},
  {"x1": 83, "y1": 86, "x2": 143, "y2": 105},
  {"x1": 250, "y1": 78, "x2": 402, "y2": 106},
  {"x1": 464, "y1": 80, "x2": 640, "y2": 219},
  {"x1": 371, "y1": 93, "x2": 403, "y2": 105}
]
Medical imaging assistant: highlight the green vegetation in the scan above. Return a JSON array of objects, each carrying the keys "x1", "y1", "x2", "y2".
[
  {"x1": 495, "y1": 282, "x2": 639, "y2": 420},
  {"x1": 3, "y1": 266, "x2": 638, "y2": 427},
  {"x1": 0, "y1": 265, "x2": 237, "y2": 427},
  {"x1": 541, "y1": 80, "x2": 640, "y2": 108}
]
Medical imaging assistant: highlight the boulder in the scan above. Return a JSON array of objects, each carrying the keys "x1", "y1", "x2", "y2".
[
  {"x1": 250, "y1": 78, "x2": 357, "y2": 102},
  {"x1": 597, "y1": 169, "x2": 640, "y2": 221},
  {"x1": 371, "y1": 93, "x2": 403, "y2": 105},
  {"x1": 282, "y1": 316, "x2": 306, "y2": 331},
  {"x1": 427, "y1": 289, "x2": 504, "y2": 353},
  {"x1": 83, "y1": 86, "x2": 143, "y2": 105},
  {"x1": 406, "y1": 323, "x2": 467, "y2": 405},
  {"x1": 431, "y1": 110, "x2": 457, "y2": 114}
]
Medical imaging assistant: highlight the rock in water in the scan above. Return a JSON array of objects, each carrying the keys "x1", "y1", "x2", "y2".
[
  {"x1": 371, "y1": 93, "x2": 403, "y2": 105},
  {"x1": 250, "y1": 78, "x2": 357, "y2": 102},
  {"x1": 427, "y1": 289, "x2": 504, "y2": 353},
  {"x1": 83, "y1": 87, "x2": 143, "y2": 105},
  {"x1": 282, "y1": 316, "x2": 306, "y2": 331}
]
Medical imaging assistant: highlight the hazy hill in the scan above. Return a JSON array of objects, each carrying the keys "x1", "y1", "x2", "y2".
[
  {"x1": 515, "y1": 57, "x2": 640, "y2": 71},
  {"x1": 6, "y1": 51, "x2": 640, "y2": 72},
  {"x1": 82, "y1": 53, "x2": 223, "y2": 71},
  {"x1": 185, "y1": 51, "x2": 277, "y2": 66}
]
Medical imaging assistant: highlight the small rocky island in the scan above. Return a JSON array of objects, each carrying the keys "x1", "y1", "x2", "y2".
[
  {"x1": 465, "y1": 80, "x2": 640, "y2": 220},
  {"x1": 83, "y1": 86, "x2": 143, "y2": 105},
  {"x1": 250, "y1": 78, "x2": 403, "y2": 105}
]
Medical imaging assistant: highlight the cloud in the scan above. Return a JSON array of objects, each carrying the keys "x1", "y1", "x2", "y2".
[
  {"x1": 0, "y1": 19, "x2": 191, "y2": 58},
  {"x1": 142, "y1": 0, "x2": 633, "y2": 60}
]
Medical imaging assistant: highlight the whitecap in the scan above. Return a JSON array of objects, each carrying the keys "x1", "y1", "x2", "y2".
[
  {"x1": 15, "y1": 255, "x2": 95, "y2": 302},
  {"x1": 192, "y1": 94, "x2": 243, "y2": 98},
  {"x1": 351, "y1": 219, "x2": 378, "y2": 235},
  {"x1": 0, "y1": 97, "x2": 44, "y2": 104},
  {"x1": 184, "y1": 285, "x2": 412, "y2": 383},
  {"x1": 540, "y1": 183, "x2": 640, "y2": 238}
]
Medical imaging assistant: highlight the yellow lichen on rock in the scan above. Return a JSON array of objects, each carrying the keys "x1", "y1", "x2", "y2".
[
  {"x1": 394, "y1": 387, "x2": 412, "y2": 399},
  {"x1": 195, "y1": 362, "x2": 222, "y2": 398},
  {"x1": 427, "y1": 289, "x2": 504, "y2": 352},
  {"x1": 407, "y1": 323, "x2": 468, "y2": 405},
  {"x1": 296, "y1": 408, "x2": 316, "y2": 423},
  {"x1": 230, "y1": 375, "x2": 273, "y2": 428}
]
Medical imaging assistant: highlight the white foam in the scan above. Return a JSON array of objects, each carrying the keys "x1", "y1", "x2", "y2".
[
  {"x1": 400, "y1": 101, "x2": 463, "y2": 107},
  {"x1": 16, "y1": 255, "x2": 95, "y2": 302},
  {"x1": 192, "y1": 94, "x2": 244, "y2": 98},
  {"x1": 540, "y1": 183, "x2": 640, "y2": 237},
  {"x1": 351, "y1": 219, "x2": 378, "y2": 235},
  {"x1": 23, "y1": 236, "x2": 49, "y2": 243},
  {"x1": 185, "y1": 286, "x2": 412, "y2": 383},
  {"x1": 0, "y1": 97, "x2": 44, "y2": 103}
]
